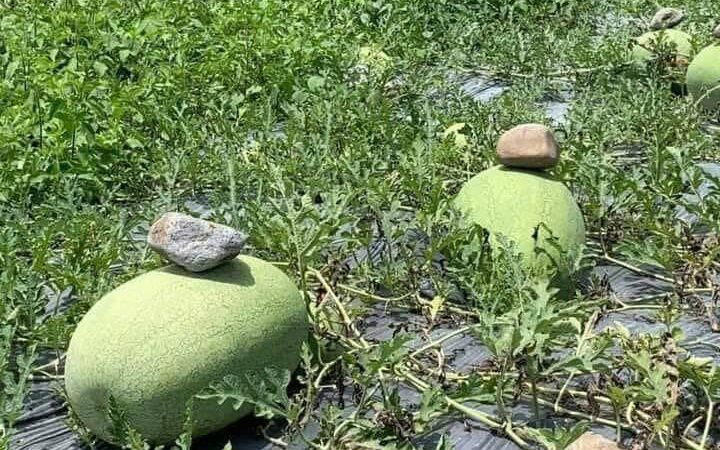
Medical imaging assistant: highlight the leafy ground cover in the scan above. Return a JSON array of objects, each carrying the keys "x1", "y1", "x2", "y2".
[{"x1": 2, "y1": 0, "x2": 720, "y2": 449}]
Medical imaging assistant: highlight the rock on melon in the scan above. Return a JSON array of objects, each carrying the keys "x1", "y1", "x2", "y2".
[
  {"x1": 454, "y1": 166, "x2": 585, "y2": 278},
  {"x1": 65, "y1": 256, "x2": 308, "y2": 444},
  {"x1": 686, "y1": 44, "x2": 720, "y2": 111},
  {"x1": 632, "y1": 29, "x2": 693, "y2": 65}
]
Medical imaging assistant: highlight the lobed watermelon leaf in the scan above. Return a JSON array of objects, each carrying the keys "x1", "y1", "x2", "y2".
[{"x1": 196, "y1": 367, "x2": 291, "y2": 419}]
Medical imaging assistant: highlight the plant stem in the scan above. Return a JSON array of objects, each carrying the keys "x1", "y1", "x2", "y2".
[
  {"x1": 530, "y1": 394, "x2": 635, "y2": 431},
  {"x1": 611, "y1": 303, "x2": 666, "y2": 312},
  {"x1": 530, "y1": 376, "x2": 540, "y2": 421},
  {"x1": 408, "y1": 325, "x2": 473, "y2": 359},
  {"x1": 33, "y1": 355, "x2": 65, "y2": 374},
  {"x1": 399, "y1": 369, "x2": 530, "y2": 449},
  {"x1": 336, "y1": 282, "x2": 413, "y2": 303},
  {"x1": 682, "y1": 415, "x2": 704, "y2": 438},
  {"x1": 309, "y1": 269, "x2": 369, "y2": 347},
  {"x1": 337, "y1": 282, "x2": 480, "y2": 318},
  {"x1": 554, "y1": 373, "x2": 574, "y2": 412},
  {"x1": 694, "y1": 84, "x2": 720, "y2": 109},
  {"x1": 462, "y1": 60, "x2": 633, "y2": 81},
  {"x1": 600, "y1": 254, "x2": 675, "y2": 284},
  {"x1": 699, "y1": 398, "x2": 714, "y2": 449}
]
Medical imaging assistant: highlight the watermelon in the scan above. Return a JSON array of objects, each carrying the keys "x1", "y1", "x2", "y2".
[
  {"x1": 632, "y1": 29, "x2": 693, "y2": 65},
  {"x1": 686, "y1": 43, "x2": 720, "y2": 111},
  {"x1": 64, "y1": 256, "x2": 308, "y2": 444},
  {"x1": 454, "y1": 166, "x2": 585, "y2": 281}
]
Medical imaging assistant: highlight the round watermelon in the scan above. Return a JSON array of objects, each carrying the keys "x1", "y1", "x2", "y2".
[
  {"x1": 65, "y1": 256, "x2": 308, "y2": 444},
  {"x1": 686, "y1": 43, "x2": 720, "y2": 111},
  {"x1": 454, "y1": 166, "x2": 585, "y2": 281},
  {"x1": 632, "y1": 29, "x2": 693, "y2": 66}
]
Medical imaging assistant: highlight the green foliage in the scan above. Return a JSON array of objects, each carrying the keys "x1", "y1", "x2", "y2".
[
  {"x1": 107, "y1": 396, "x2": 150, "y2": 450},
  {"x1": 197, "y1": 368, "x2": 291, "y2": 420},
  {"x1": 363, "y1": 335, "x2": 413, "y2": 375},
  {"x1": 0, "y1": 342, "x2": 36, "y2": 446},
  {"x1": 523, "y1": 421, "x2": 589, "y2": 450},
  {"x1": 2, "y1": 0, "x2": 720, "y2": 449}
]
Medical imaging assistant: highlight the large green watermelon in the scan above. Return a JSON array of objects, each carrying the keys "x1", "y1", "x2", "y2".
[
  {"x1": 65, "y1": 256, "x2": 308, "y2": 444},
  {"x1": 454, "y1": 166, "x2": 585, "y2": 280},
  {"x1": 632, "y1": 29, "x2": 693, "y2": 65},
  {"x1": 686, "y1": 44, "x2": 720, "y2": 111}
]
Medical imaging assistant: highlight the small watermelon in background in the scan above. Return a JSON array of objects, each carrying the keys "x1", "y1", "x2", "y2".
[
  {"x1": 64, "y1": 256, "x2": 308, "y2": 444},
  {"x1": 454, "y1": 124, "x2": 585, "y2": 289},
  {"x1": 631, "y1": 8, "x2": 693, "y2": 68},
  {"x1": 632, "y1": 29, "x2": 693, "y2": 65},
  {"x1": 686, "y1": 26, "x2": 720, "y2": 111}
]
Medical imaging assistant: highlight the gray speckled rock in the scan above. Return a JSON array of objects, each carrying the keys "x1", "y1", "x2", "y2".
[
  {"x1": 147, "y1": 212, "x2": 247, "y2": 272},
  {"x1": 713, "y1": 24, "x2": 720, "y2": 39},
  {"x1": 649, "y1": 7, "x2": 684, "y2": 30}
]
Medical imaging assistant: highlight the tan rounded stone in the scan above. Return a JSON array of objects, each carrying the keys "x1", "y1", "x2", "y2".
[
  {"x1": 496, "y1": 123, "x2": 559, "y2": 169},
  {"x1": 567, "y1": 432, "x2": 622, "y2": 450}
]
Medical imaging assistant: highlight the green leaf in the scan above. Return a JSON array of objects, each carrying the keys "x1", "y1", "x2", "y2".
[
  {"x1": 125, "y1": 138, "x2": 143, "y2": 149},
  {"x1": 107, "y1": 395, "x2": 150, "y2": 449},
  {"x1": 442, "y1": 123, "x2": 468, "y2": 148},
  {"x1": 428, "y1": 295, "x2": 445, "y2": 321},
  {"x1": 307, "y1": 75, "x2": 325, "y2": 91},
  {"x1": 654, "y1": 406, "x2": 679, "y2": 435},
  {"x1": 93, "y1": 61, "x2": 108, "y2": 76},
  {"x1": 363, "y1": 334, "x2": 412, "y2": 374},
  {"x1": 607, "y1": 386, "x2": 627, "y2": 407},
  {"x1": 196, "y1": 367, "x2": 291, "y2": 419},
  {"x1": 450, "y1": 374, "x2": 496, "y2": 404},
  {"x1": 626, "y1": 350, "x2": 672, "y2": 404},
  {"x1": 442, "y1": 123, "x2": 465, "y2": 137},
  {"x1": 173, "y1": 400, "x2": 194, "y2": 450},
  {"x1": 522, "y1": 422, "x2": 590, "y2": 450},
  {"x1": 434, "y1": 435, "x2": 455, "y2": 450},
  {"x1": 415, "y1": 386, "x2": 447, "y2": 432}
]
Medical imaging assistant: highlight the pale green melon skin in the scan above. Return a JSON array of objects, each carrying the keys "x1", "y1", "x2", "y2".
[
  {"x1": 65, "y1": 256, "x2": 308, "y2": 444},
  {"x1": 632, "y1": 29, "x2": 693, "y2": 63},
  {"x1": 686, "y1": 44, "x2": 720, "y2": 111},
  {"x1": 454, "y1": 166, "x2": 585, "y2": 279}
]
